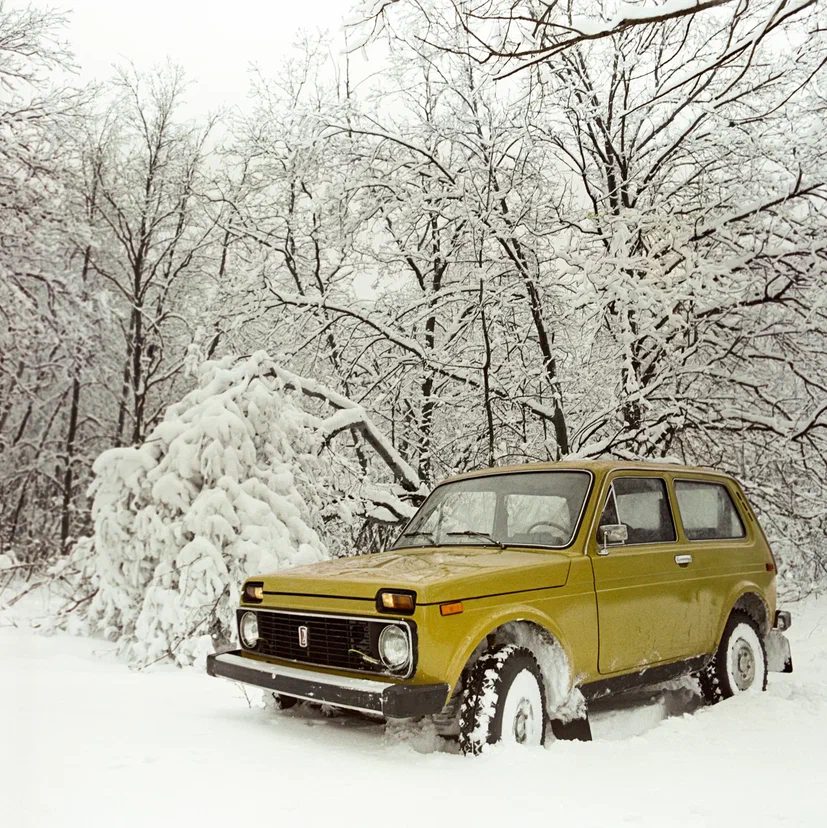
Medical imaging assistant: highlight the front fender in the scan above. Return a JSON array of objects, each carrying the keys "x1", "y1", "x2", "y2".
[
  {"x1": 450, "y1": 602, "x2": 576, "y2": 692},
  {"x1": 416, "y1": 591, "x2": 597, "y2": 697},
  {"x1": 413, "y1": 557, "x2": 599, "y2": 694}
]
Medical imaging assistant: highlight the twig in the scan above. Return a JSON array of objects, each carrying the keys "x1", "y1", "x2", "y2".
[
  {"x1": 55, "y1": 587, "x2": 98, "y2": 615},
  {"x1": 136, "y1": 584, "x2": 229, "y2": 670},
  {"x1": 6, "y1": 580, "x2": 47, "y2": 608}
]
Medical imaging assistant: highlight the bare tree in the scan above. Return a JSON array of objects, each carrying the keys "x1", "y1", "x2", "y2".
[
  {"x1": 353, "y1": 1, "x2": 814, "y2": 76},
  {"x1": 86, "y1": 64, "x2": 221, "y2": 446},
  {"x1": 0, "y1": 2, "x2": 95, "y2": 557}
]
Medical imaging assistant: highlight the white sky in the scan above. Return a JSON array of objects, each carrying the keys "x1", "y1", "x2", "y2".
[{"x1": 53, "y1": 0, "x2": 354, "y2": 113}]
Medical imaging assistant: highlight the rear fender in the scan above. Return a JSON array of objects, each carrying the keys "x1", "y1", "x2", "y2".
[{"x1": 714, "y1": 582, "x2": 771, "y2": 648}]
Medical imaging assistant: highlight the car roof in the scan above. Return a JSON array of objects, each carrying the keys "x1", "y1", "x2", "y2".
[{"x1": 442, "y1": 459, "x2": 734, "y2": 485}]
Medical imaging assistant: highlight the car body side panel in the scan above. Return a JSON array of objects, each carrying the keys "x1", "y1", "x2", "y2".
[
  {"x1": 415, "y1": 555, "x2": 600, "y2": 692},
  {"x1": 591, "y1": 544, "x2": 701, "y2": 672},
  {"x1": 674, "y1": 546, "x2": 770, "y2": 652},
  {"x1": 668, "y1": 475, "x2": 776, "y2": 653}
]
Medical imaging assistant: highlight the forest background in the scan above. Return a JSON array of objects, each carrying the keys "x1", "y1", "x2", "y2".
[{"x1": 2, "y1": 0, "x2": 826, "y2": 661}]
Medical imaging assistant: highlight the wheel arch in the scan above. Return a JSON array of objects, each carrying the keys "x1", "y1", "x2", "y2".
[
  {"x1": 715, "y1": 584, "x2": 771, "y2": 647},
  {"x1": 701, "y1": 596, "x2": 770, "y2": 703},
  {"x1": 444, "y1": 606, "x2": 575, "y2": 711}
]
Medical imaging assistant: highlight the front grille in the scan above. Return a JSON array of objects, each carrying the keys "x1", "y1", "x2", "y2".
[{"x1": 241, "y1": 609, "x2": 402, "y2": 675}]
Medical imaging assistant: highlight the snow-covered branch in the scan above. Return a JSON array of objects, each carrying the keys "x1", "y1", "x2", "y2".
[{"x1": 267, "y1": 364, "x2": 424, "y2": 494}]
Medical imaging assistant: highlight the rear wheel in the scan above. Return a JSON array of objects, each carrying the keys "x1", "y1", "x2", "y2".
[
  {"x1": 459, "y1": 645, "x2": 547, "y2": 755},
  {"x1": 700, "y1": 612, "x2": 767, "y2": 704}
]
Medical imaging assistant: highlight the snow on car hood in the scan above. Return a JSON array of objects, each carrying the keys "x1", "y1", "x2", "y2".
[{"x1": 257, "y1": 546, "x2": 571, "y2": 604}]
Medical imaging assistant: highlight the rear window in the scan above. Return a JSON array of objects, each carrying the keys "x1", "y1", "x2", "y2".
[{"x1": 674, "y1": 480, "x2": 745, "y2": 541}]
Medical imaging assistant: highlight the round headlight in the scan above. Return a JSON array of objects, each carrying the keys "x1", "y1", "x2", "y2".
[
  {"x1": 378, "y1": 624, "x2": 410, "y2": 670},
  {"x1": 239, "y1": 611, "x2": 259, "y2": 648}
]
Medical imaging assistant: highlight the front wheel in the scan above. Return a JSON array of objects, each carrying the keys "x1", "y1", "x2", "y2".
[
  {"x1": 700, "y1": 612, "x2": 768, "y2": 704},
  {"x1": 459, "y1": 645, "x2": 547, "y2": 755}
]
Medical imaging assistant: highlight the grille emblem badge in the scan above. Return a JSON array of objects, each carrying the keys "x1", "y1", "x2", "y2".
[{"x1": 298, "y1": 625, "x2": 309, "y2": 648}]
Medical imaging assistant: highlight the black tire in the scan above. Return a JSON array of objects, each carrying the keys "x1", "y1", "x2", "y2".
[
  {"x1": 263, "y1": 692, "x2": 298, "y2": 711},
  {"x1": 699, "y1": 611, "x2": 768, "y2": 705},
  {"x1": 459, "y1": 644, "x2": 547, "y2": 755}
]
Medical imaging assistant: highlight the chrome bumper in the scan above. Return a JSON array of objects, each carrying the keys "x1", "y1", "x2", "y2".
[{"x1": 207, "y1": 649, "x2": 449, "y2": 718}]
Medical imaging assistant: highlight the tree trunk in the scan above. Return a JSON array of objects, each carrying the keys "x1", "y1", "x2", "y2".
[{"x1": 59, "y1": 374, "x2": 81, "y2": 552}]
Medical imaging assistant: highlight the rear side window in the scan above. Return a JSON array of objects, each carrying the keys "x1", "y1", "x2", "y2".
[
  {"x1": 600, "y1": 477, "x2": 676, "y2": 545},
  {"x1": 674, "y1": 480, "x2": 745, "y2": 541}
]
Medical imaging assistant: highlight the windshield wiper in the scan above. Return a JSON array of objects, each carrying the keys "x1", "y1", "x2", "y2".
[
  {"x1": 400, "y1": 530, "x2": 436, "y2": 544},
  {"x1": 446, "y1": 530, "x2": 506, "y2": 549}
]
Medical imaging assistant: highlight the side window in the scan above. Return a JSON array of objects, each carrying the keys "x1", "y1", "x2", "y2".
[
  {"x1": 601, "y1": 477, "x2": 676, "y2": 545},
  {"x1": 675, "y1": 480, "x2": 746, "y2": 541}
]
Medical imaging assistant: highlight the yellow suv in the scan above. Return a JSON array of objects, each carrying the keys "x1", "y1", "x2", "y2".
[{"x1": 207, "y1": 461, "x2": 793, "y2": 753}]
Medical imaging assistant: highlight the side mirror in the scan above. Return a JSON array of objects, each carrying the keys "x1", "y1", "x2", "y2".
[{"x1": 598, "y1": 523, "x2": 628, "y2": 555}]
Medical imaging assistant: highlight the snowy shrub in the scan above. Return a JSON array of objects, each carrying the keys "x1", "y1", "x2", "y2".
[{"x1": 61, "y1": 352, "x2": 344, "y2": 666}]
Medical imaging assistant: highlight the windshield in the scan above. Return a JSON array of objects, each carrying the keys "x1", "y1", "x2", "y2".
[{"x1": 392, "y1": 471, "x2": 592, "y2": 550}]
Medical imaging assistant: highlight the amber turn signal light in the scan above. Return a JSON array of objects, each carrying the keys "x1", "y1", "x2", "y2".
[
  {"x1": 243, "y1": 582, "x2": 264, "y2": 603},
  {"x1": 440, "y1": 601, "x2": 463, "y2": 616},
  {"x1": 376, "y1": 590, "x2": 416, "y2": 615}
]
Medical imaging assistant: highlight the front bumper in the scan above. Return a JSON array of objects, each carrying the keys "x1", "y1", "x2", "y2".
[{"x1": 207, "y1": 649, "x2": 450, "y2": 718}]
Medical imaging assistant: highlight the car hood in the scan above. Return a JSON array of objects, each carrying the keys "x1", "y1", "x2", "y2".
[{"x1": 256, "y1": 546, "x2": 571, "y2": 605}]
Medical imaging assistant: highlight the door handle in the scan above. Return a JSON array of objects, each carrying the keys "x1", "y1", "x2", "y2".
[{"x1": 675, "y1": 554, "x2": 693, "y2": 566}]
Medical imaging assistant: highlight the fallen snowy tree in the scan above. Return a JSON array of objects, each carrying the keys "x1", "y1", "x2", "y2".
[{"x1": 57, "y1": 352, "x2": 423, "y2": 666}]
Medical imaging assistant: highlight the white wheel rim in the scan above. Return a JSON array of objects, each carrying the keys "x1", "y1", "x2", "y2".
[
  {"x1": 500, "y1": 669, "x2": 543, "y2": 746},
  {"x1": 726, "y1": 623, "x2": 765, "y2": 693}
]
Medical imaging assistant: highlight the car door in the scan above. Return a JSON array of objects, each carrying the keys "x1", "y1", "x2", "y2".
[{"x1": 590, "y1": 474, "x2": 699, "y2": 674}]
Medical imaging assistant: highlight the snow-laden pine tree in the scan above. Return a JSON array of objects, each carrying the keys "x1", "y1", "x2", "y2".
[{"x1": 63, "y1": 352, "x2": 335, "y2": 666}]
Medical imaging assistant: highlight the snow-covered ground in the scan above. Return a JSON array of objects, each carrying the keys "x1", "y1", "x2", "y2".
[{"x1": 2, "y1": 594, "x2": 826, "y2": 828}]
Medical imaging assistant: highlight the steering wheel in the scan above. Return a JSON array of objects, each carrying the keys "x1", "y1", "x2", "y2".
[{"x1": 525, "y1": 520, "x2": 570, "y2": 538}]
